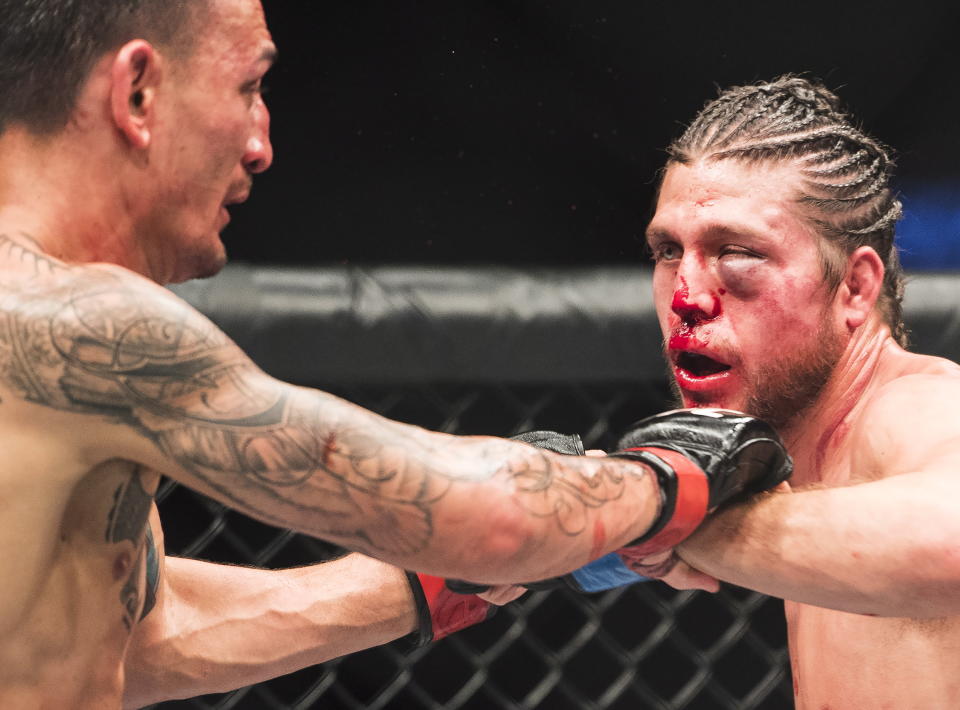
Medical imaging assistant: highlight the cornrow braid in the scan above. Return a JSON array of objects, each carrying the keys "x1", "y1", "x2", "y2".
[{"x1": 667, "y1": 76, "x2": 907, "y2": 346}]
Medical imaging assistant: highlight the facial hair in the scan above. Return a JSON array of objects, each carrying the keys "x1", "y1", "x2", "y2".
[
  {"x1": 666, "y1": 317, "x2": 845, "y2": 432},
  {"x1": 743, "y1": 318, "x2": 845, "y2": 431}
]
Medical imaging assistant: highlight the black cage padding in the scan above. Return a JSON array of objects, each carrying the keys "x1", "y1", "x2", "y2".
[
  {"x1": 172, "y1": 266, "x2": 960, "y2": 385},
  {"x1": 152, "y1": 267, "x2": 959, "y2": 710}
]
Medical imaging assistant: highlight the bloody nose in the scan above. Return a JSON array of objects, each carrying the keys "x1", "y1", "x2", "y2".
[{"x1": 671, "y1": 278, "x2": 721, "y2": 323}]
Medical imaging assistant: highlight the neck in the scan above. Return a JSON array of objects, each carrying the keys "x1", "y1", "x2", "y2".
[
  {"x1": 0, "y1": 125, "x2": 156, "y2": 279},
  {"x1": 780, "y1": 316, "x2": 896, "y2": 485}
]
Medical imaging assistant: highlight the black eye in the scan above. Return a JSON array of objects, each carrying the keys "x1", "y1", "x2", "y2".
[{"x1": 719, "y1": 246, "x2": 762, "y2": 260}]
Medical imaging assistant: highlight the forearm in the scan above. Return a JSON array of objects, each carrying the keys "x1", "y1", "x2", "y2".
[
  {"x1": 123, "y1": 554, "x2": 416, "y2": 708},
  {"x1": 397, "y1": 435, "x2": 663, "y2": 584},
  {"x1": 141, "y1": 387, "x2": 662, "y2": 584},
  {"x1": 678, "y1": 473, "x2": 960, "y2": 617}
]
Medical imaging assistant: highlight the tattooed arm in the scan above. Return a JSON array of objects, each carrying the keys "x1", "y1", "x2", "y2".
[{"x1": 1, "y1": 255, "x2": 661, "y2": 582}]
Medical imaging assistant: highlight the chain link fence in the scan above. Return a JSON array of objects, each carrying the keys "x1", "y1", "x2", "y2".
[
  {"x1": 143, "y1": 265, "x2": 830, "y2": 709},
  {"x1": 150, "y1": 382, "x2": 790, "y2": 710},
  {"x1": 144, "y1": 262, "x2": 960, "y2": 710}
]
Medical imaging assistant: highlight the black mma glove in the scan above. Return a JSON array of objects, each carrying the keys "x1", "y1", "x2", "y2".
[
  {"x1": 509, "y1": 429, "x2": 585, "y2": 456},
  {"x1": 450, "y1": 412, "x2": 791, "y2": 595},
  {"x1": 613, "y1": 408, "x2": 792, "y2": 554}
]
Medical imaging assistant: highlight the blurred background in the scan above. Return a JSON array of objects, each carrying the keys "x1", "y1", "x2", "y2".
[
  {"x1": 154, "y1": 2, "x2": 960, "y2": 708},
  {"x1": 219, "y1": 0, "x2": 960, "y2": 269}
]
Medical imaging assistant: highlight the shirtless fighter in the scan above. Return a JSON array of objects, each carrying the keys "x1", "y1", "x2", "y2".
[
  {"x1": 641, "y1": 76, "x2": 960, "y2": 708},
  {"x1": 0, "y1": 2, "x2": 790, "y2": 708}
]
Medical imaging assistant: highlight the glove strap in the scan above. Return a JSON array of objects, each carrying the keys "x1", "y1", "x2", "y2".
[
  {"x1": 404, "y1": 572, "x2": 494, "y2": 648},
  {"x1": 618, "y1": 446, "x2": 710, "y2": 555},
  {"x1": 567, "y1": 551, "x2": 650, "y2": 591}
]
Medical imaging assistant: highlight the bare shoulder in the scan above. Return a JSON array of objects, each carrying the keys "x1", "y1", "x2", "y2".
[
  {"x1": 0, "y1": 236, "x2": 250, "y2": 460},
  {"x1": 867, "y1": 352, "x2": 960, "y2": 418},
  {"x1": 853, "y1": 353, "x2": 960, "y2": 475}
]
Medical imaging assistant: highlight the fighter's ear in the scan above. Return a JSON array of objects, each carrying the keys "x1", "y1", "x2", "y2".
[
  {"x1": 109, "y1": 40, "x2": 163, "y2": 150},
  {"x1": 838, "y1": 246, "x2": 884, "y2": 329}
]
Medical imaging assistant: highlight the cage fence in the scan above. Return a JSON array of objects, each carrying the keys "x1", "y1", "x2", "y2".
[{"x1": 150, "y1": 266, "x2": 960, "y2": 710}]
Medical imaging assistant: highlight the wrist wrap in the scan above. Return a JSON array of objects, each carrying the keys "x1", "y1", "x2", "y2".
[
  {"x1": 405, "y1": 572, "x2": 494, "y2": 648},
  {"x1": 614, "y1": 446, "x2": 710, "y2": 555}
]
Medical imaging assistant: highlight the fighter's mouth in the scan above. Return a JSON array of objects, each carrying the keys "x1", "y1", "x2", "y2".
[{"x1": 675, "y1": 352, "x2": 731, "y2": 377}]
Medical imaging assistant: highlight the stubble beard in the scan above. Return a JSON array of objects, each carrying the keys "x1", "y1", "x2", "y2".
[{"x1": 667, "y1": 319, "x2": 846, "y2": 432}]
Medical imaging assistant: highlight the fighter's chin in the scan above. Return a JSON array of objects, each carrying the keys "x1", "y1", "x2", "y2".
[
  {"x1": 680, "y1": 391, "x2": 747, "y2": 412},
  {"x1": 169, "y1": 237, "x2": 228, "y2": 283}
]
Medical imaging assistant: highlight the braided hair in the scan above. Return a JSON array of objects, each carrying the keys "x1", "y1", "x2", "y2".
[{"x1": 667, "y1": 76, "x2": 907, "y2": 346}]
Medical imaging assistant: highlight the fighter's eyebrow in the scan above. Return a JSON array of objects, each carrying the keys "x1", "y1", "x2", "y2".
[
  {"x1": 644, "y1": 227, "x2": 672, "y2": 245},
  {"x1": 260, "y1": 46, "x2": 279, "y2": 67},
  {"x1": 703, "y1": 222, "x2": 774, "y2": 245}
]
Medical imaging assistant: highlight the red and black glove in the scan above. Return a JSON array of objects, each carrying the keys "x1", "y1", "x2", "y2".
[
  {"x1": 612, "y1": 408, "x2": 792, "y2": 556},
  {"x1": 402, "y1": 430, "x2": 586, "y2": 645},
  {"x1": 450, "y1": 412, "x2": 791, "y2": 594},
  {"x1": 403, "y1": 572, "x2": 496, "y2": 648}
]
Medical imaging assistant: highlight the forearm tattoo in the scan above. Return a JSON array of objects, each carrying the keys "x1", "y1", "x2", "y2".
[
  {"x1": 503, "y1": 450, "x2": 633, "y2": 537},
  {"x1": 0, "y1": 235, "x2": 648, "y2": 556}
]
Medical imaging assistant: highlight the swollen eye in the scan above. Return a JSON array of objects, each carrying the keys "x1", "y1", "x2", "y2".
[{"x1": 716, "y1": 257, "x2": 765, "y2": 299}]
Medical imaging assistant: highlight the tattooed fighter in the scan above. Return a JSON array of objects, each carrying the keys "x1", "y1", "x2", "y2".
[
  {"x1": 634, "y1": 76, "x2": 960, "y2": 708},
  {"x1": 0, "y1": 2, "x2": 791, "y2": 708}
]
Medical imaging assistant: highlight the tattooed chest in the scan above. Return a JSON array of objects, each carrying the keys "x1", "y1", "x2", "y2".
[
  {"x1": 59, "y1": 461, "x2": 161, "y2": 633},
  {"x1": 103, "y1": 468, "x2": 160, "y2": 631}
]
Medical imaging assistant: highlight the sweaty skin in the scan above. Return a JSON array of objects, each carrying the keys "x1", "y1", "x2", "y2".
[
  {"x1": 0, "y1": 233, "x2": 660, "y2": 709},
  {"x1": 0, "y1": 1, "x2": 664, "y2": 705},
  {"x1": 648, "y1": 159, "x2": 960, "y2": 708}
]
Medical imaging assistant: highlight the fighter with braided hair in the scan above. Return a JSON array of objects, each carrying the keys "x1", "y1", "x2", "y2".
[{"x1": 634, "y1": 75, "x2": 960, "y2": 708}]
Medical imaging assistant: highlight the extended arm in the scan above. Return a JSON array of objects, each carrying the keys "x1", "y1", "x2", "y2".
[
  {"x1": 122, "y1": 552, "x2": 417, "y2": 709},
  {"x1": 0, "y1": 248, "x2": 660, "y2": 582},
  {"x1": 678, "y1": 469, "x2": 960, "y2": 618},
  {"x1": 677, "y1": 380, "x2": 960, "y2": 618}
]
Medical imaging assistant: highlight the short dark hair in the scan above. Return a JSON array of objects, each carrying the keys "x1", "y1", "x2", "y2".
[
  {"x1": 666, "y1": 76, "x2": 907, "y2": 346},
  {"x1": 0, "y1": 0, "x2": 208, "y2": 135}
]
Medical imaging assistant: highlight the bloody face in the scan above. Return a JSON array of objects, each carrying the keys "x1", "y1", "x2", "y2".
[{"x1": 647, "y1": 159, "x2": 846, "y2": 429}]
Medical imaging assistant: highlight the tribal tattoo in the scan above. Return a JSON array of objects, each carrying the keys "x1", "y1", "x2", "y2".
[
  {"x1": 104, "y1": 467, "x2": 155, "y2": 630},
  {"x1": 0, "y1": 234, "x2": 646, "y2": 556},
  {"x1": 503, "y1": 450, "x2": 632, "y2": 537}
]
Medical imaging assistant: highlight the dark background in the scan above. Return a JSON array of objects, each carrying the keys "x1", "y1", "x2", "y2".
[
  {"x1": 223, "y1": 0, "x2": 960, "y2": 268},
  {"x1": 155, "y1": 6, "x2": 960, "y2": 706}
]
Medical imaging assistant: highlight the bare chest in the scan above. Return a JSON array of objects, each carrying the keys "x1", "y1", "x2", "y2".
[
  {"x1": 0, "y1": 457, "x2": 160, "y2": 706},
  {"x1": 787, "y1": 601, "x2": 960, "y2": 709}
]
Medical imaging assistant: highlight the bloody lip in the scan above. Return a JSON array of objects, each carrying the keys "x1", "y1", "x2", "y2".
[
  {"x1": 672, "y1": 361, "x2": 734, "y2": 392},
  {"x1": 668, "y1": 332, "x2": 709, "y2": 352},
  {"x1": 668, "y1": 334, "x2": 734, "y2": 393}
]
